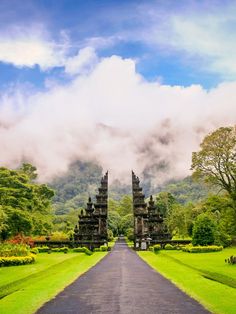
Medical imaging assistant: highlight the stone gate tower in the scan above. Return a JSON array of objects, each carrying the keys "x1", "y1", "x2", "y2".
[
  {"x1": 132, "y1": 171, "x2": 170, "y2": 249},
  {"x1": 132, "y1": 171, "x2": 149, "y2": 249},
  {"x1": 74, "y1": 171, "x2": 108, "y2": 249}
]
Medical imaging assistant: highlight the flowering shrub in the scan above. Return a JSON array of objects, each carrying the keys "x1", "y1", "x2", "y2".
[
  {"x1": 0, "y1": 254, "x2": 35, "y2": 267},
  {"x1": 182, "y1": 245, "x2": 223, "y2": 253},
  {"x1": 7, "y1": 234, "x2": 34, "y2": 247},
  {"x1": 0, "y1": 243, "x2": 30, "y2": 257}
]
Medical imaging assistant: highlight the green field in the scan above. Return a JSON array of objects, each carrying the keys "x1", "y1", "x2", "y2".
[
  {"x1": 0, "y1": 252, "x2": 107, "y2": 314},
  {"x1": 138, "y1": 247, "x2": 236, "y2": 314}
]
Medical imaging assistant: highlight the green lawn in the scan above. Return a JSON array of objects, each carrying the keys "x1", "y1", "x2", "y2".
[
  {"x1": 138, "y1": 247, "x2": 236, "y2": 314},
  {"x1": 0, "y1": 252, "x2": 107, "y2": 314}
]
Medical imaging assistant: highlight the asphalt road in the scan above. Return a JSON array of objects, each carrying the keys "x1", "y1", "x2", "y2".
[{"x1": 36, "y1": 239, "x2": 210, "y2": 314}]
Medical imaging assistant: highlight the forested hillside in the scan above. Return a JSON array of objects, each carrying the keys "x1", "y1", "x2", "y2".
[
  {"x1": 49, "y1": 159, "x2": 212, "y2": 215},
  {"x1": 159, "y1": 176, "x2": 216, "y2": 205},
  {"x1": 49, "y1": 161, "x2": 103, "y2": 215}
]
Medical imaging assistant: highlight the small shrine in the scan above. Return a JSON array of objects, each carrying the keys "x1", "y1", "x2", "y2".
[{"x1": 74, "y1": 172, "x2": 108, "y2": 249}]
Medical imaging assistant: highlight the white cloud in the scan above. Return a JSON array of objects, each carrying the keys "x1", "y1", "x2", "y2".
[
  {"x1": 170, "y1": 12, "x2": 236, "y2": 78},
  {"x1": 134, "y1": 4, "x2": 236, "y2": 78},
  {"x1": 0, "y1": 25, "x2": 67, "y2": 69},
  {"x1": 0, "y1": 26, "x2": 99, "y2": 73},
  {"x1": 0, "y1": 56, "x2": 235, "y2": 185},
  {"x1": 64, "y1": 47, "x2": 98, "y2": 75}
]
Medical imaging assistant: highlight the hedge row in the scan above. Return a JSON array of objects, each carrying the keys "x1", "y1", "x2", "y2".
[
  {"x1": 0, "y1": 254, "x2": 36, "y2": 267},
  {"x1": 72, "y1": 247, "x2": 93, "y2": 255},
  {"x1": 93, "y1": 245, "x2": 109, "y2": 252},
  {"x1": 182, "y1": 245, "x2": 223, "y2": 253}
]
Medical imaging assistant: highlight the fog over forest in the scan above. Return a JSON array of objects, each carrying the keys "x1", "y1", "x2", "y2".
[{"x1": 0, "y1": 56, "x2": 236, "y2": 186}]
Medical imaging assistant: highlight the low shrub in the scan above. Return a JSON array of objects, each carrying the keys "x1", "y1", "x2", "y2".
[
  {"x1": 100, "y1": 245, "x2": 108, "y2": 252},
  {"x1": 83, "y1": 247, "x2": 93, "y2": 256},
  {"x1": 37, "y1": 246, "x2": 50, "y2": 253},
  {"x1": 51, "y1": 247, "x2": 69, "y2": 253},
  {"x1": 149, "y1": 246, "x2": 154, "y2": 252},
  {"x1": 72, "y1": 247, "x2": 85, "y2": 253},
  {"x1": 72, "y1": 247, "x2": 93, "y2": 255},
  {"x1": 182, "y1": 245, "x2": 223, "y2": 253},
  {"x1": 30, "y1": 247, "x2": 39, "y2": 254},
  {"x1": 164, "y1": 244, "x2": 176, "y2": 250},
  {"x1": 225, "y1": 256, "x2": 236, "y2": 265},
  {"x1": 0, "y1": 254, "x2": 35, "y2": 267},
  {"x1": 0, "y1": 243, "x2": 30, "y2": 257},
  {"x1": 7, "y1": 234, "x2": 34, "y2": 247},
  {"x1": 93, "y1": 248, "x2": 101, "y2": 252},
  {"x1": 153, "y1": 244, "x2": 161, "y2": 253}
]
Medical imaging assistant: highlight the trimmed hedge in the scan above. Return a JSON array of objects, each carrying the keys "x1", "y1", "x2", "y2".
[
  {"x1": 51, "y1": 247, "x2": 69, "y2": 253},
  {"x1": 0, "y1": 254, "x2": 36, "y2": 267},
  {"x1": 72, "y1": 247, "x2": 93, "y2": 255},
  {"x1": 100, "y1": 245, "x2": 108, "y2": 252},
  {"x1": 153, "y1": 244, "x2": 162, "y2": 253},
  {"x1": 182, "y1": 245, "x2": 223, "y2": 253},
  {"x1": 164, "y1": 244, "x2": 176, "y2": 250},
  {"x1": 37, "y1": 246, "x2": 50, "y2": 253},
  {"x1": 72, "y1": 247, "x2": 85, "y2": 253}
]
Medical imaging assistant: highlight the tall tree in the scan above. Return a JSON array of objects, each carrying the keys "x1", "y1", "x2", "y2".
[
  {"x1": 0, "y1": 165, "x2": 54, "y2": 239},
  {"x1": 191, "y1": 126, "x2": 236, "y2": 201}
]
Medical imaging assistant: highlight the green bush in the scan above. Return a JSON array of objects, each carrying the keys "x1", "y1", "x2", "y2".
[
  {"x1": 164, "y1": 244, "x2": 176, "y2": 250},
  {"x1": 93, "y1": 248, "x2": 101, "y2": 252},
  {"x1": 126, "y1": 228, "x2": 134, "y2": 241},
  {"x1": 225, "y1": 256, "x2": 236, "y2": 265},
  {"x1": 30, "y1": 247, "x2": 39, "y2": 254},
  {"x1": 72, "y1": 247, "x2": 85, "y2": 253},
  {"x1": 0, "y1": 243, "x2": 30, "y2": 257},
  {"x1": 182, "y1": 245, "x2": 223, "y2": 253},
  {"x1": 100, "y1": 245, "x2": 108, "y2": 252},
  {"x1": 153, "y1": 244, "x2": 162, "y2": 253},
  {"x1": 149, "y1": 246, "x2": 154, "y2": 252},
  {"x1": 51, "y1": 247, "x2": 69, "y2": 253},
  {"x1": 83, "y1": 247, "x2": 93, "y2": 256},
  {"x1": 72, "y1": 247, "x2": 93, "y2": 255},
  {"x1": 107, "y1": 229, "x2": 114, "y2": 241},
  {"x1": 192, "y1": 214, "x2": 216, "y2": 246},
  {"x1": 37, "y1": 246, "x2": 50, "y2": 253},
  {"x1": 0, "y1": 254, "x2": 35, "y2": 267}
]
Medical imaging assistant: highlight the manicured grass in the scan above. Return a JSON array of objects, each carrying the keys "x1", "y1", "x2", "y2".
[
  {"x1": 138, "y1": 247, "x2": 236, "y2": 314},
  {"x1": 0, "y1": 252, "x2": 107, "y2": 314}
]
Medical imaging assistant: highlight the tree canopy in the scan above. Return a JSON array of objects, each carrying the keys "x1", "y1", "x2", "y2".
[
  {"x1": 191, "y1": 126, "x2": 236, "y2": 201},
  {"x1": 0, "y1": 164, "x2": 54, "y2": 239}
]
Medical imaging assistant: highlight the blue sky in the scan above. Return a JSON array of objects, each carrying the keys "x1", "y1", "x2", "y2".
[
  {"x1": 0, "y1": 0, "x2": 236, "y2": 182},
  {"x1": 0, "y1": 0, "x2": 235, "y2": 90}
]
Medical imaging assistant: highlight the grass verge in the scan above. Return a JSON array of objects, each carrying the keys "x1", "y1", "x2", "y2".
[
  {"x1": 0, "y1": 252, "x2": 107, "y2": 314},
  {"x1": 138, "y1": 247, "x2": 236, "y2": 314}
]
